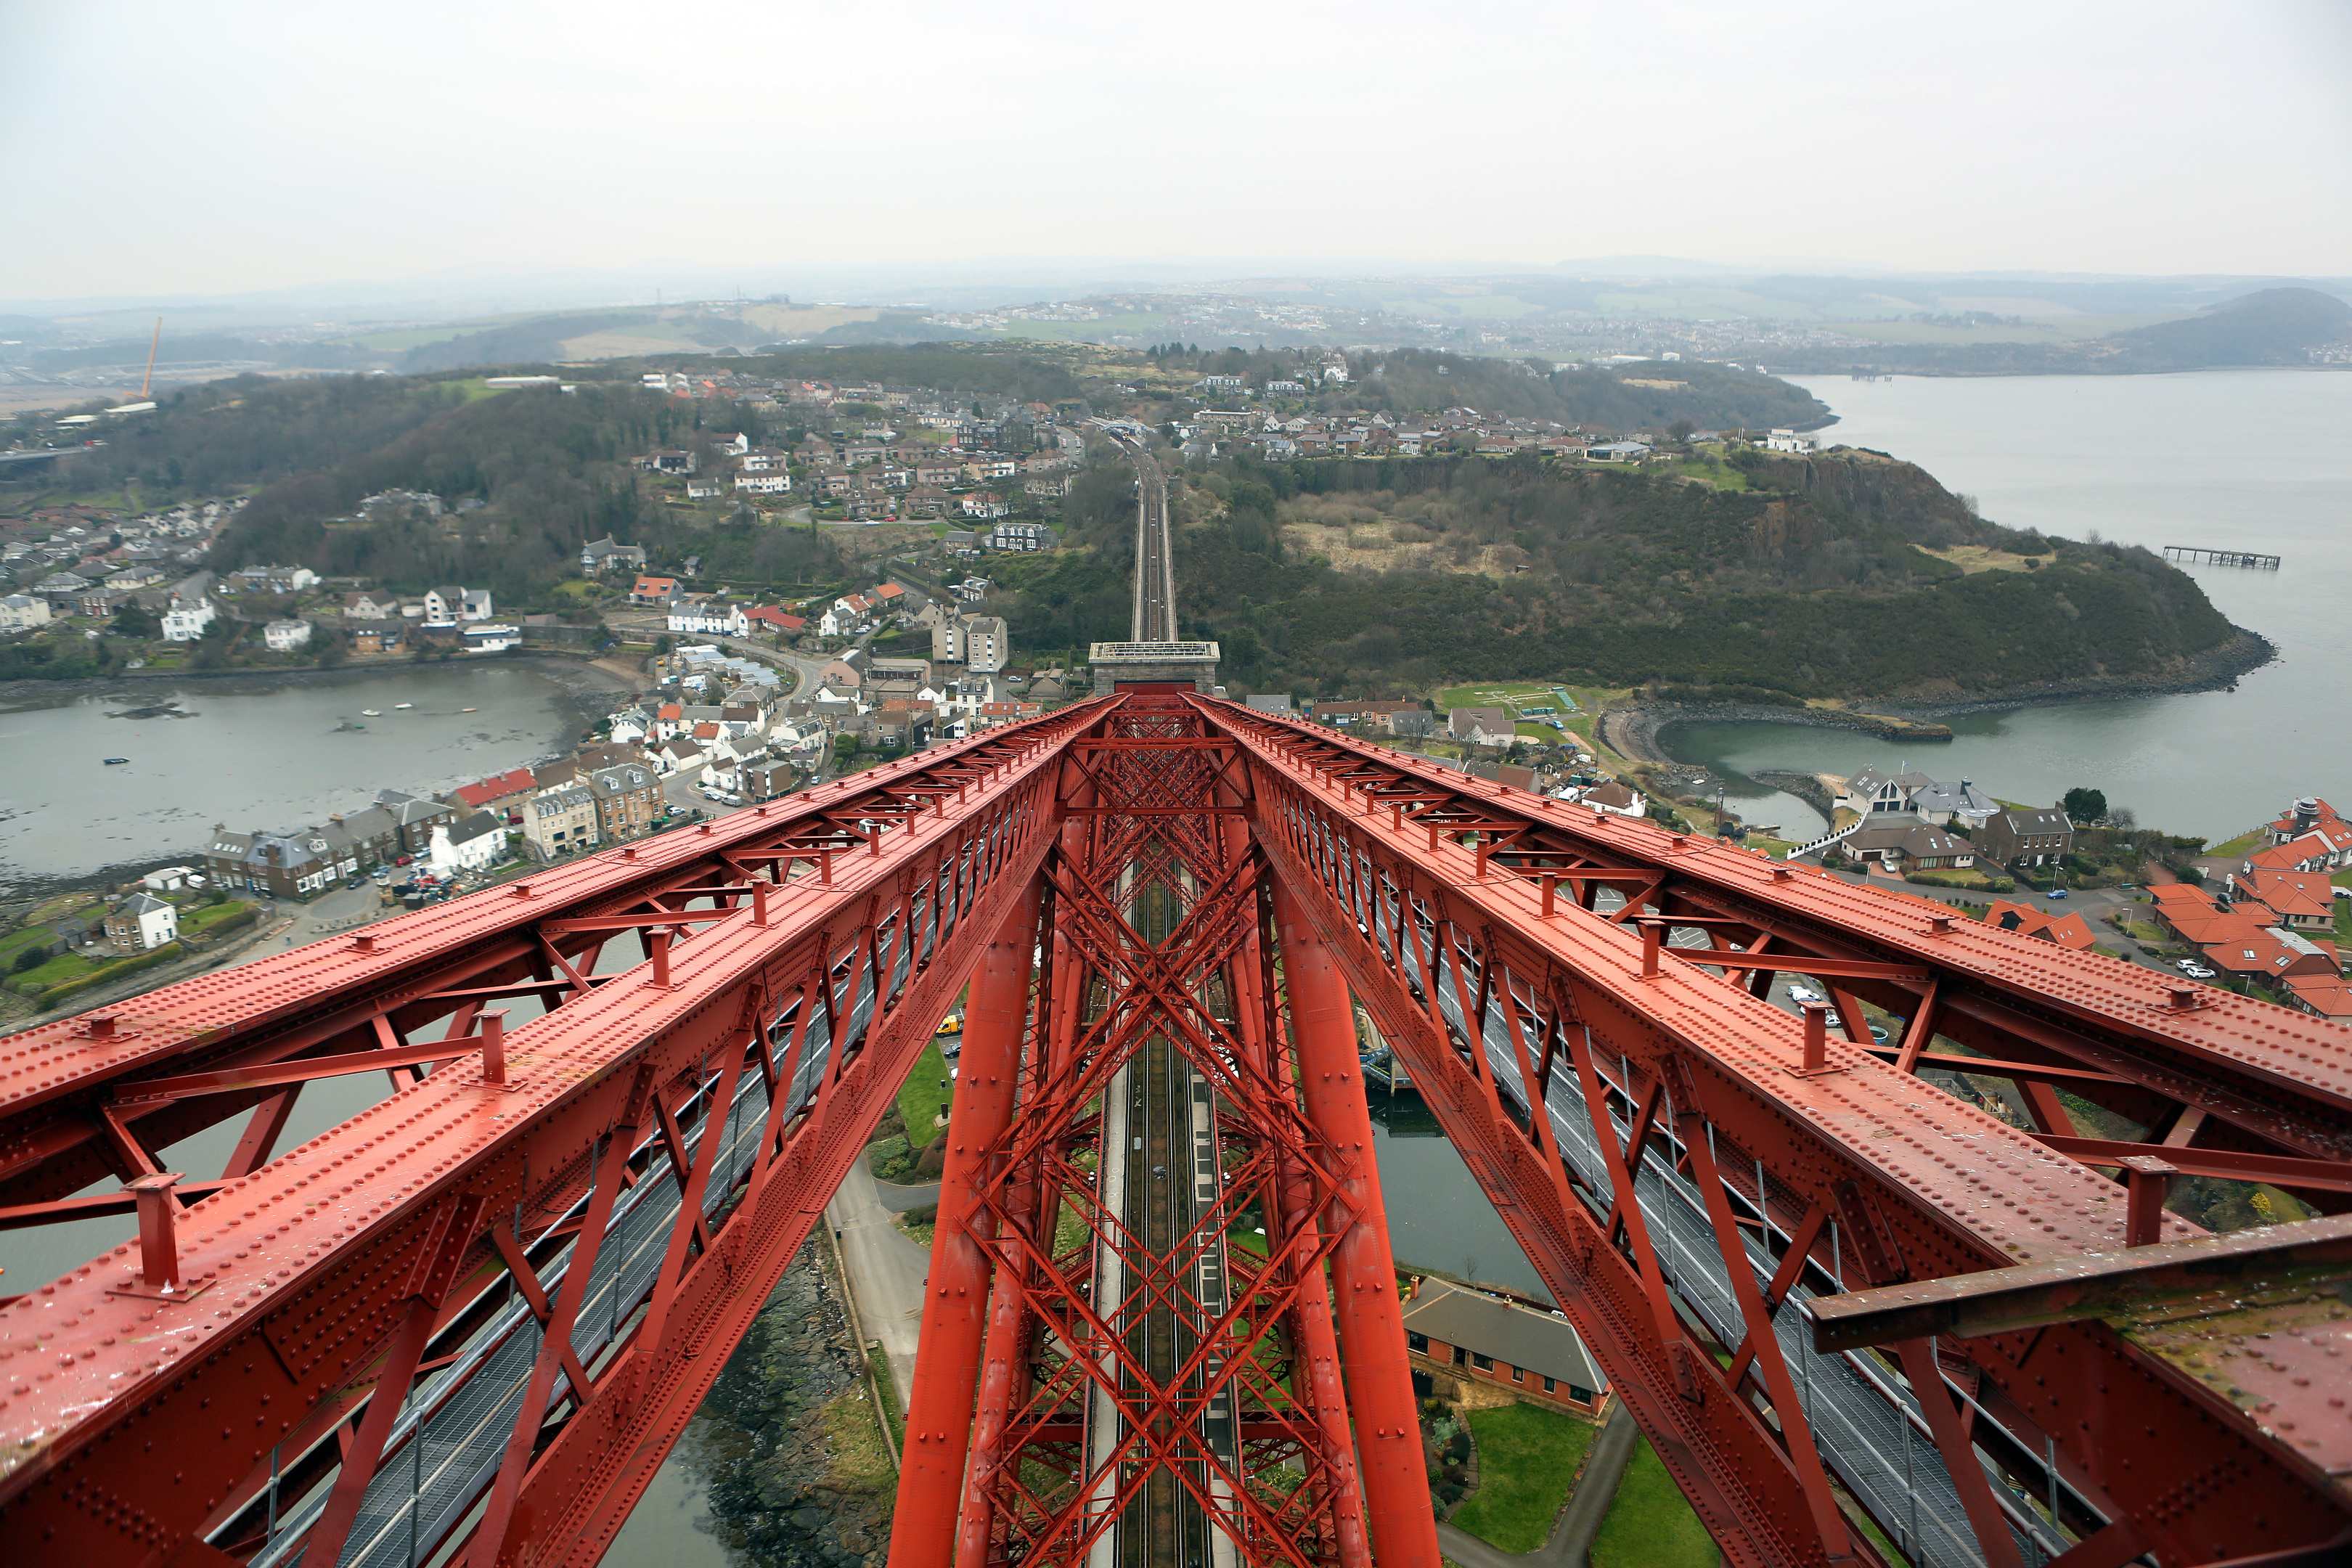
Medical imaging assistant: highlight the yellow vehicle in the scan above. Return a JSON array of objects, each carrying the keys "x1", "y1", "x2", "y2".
[{"x1": 935, "y1": 1013, "x2": 962, "y2": 1036}]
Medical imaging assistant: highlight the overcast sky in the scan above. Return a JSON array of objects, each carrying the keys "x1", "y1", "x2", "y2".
[{"x1": 4, "y1": 0, "x2": 2348, "y2": 304}]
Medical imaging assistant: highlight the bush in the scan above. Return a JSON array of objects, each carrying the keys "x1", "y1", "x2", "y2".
[{"x1": 12, "y1": 945, "x2": 48, "y2": 973}]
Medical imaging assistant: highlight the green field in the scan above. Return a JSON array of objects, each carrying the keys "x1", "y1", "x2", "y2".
[
  {"x1": 1449, "y1": 1402, "x2": 1598, "y2": 1553},
  {"x1": 333, "y1": 314, "x2": 531, "y2": 353},
  {"x1": 897, "y1": 1037, "x2": 955, "y2": 1148},
  {"x1": 1588, "y1": 1437, "x2": 1718, "y2": 1568}
]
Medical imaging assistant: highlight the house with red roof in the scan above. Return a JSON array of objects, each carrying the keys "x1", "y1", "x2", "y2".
[
  {"x1": 2282, "y1": 973, "x2": 2352, "y2": 1024},
  {"x1": 744, "y1": 604, "x2": 805, "y2": 634},
  {"x1": 2241, "y1": 828, "x2": 2352, "y2": 877},
  {"x1": 2200, "y1": 925, "x2": 2339, "y2": 991},
  {"x1": 630, "y1": 575, "x2": 681, "y2": 607},
  {"x1": 446, "y1": 767, "x2": 539, "y2": 818},
  {"x1": 1980, "y1": 900, "x2": 2098, "y2": 951},
  {"x1": 2230, "y1": 869, "x2": 2338, "y2": 930},
  {"x1": 2264, "y1": 797, "x2": 2345, "y2": 846}
]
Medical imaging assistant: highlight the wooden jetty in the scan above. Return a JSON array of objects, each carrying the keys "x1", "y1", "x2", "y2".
[{"x1": 2165, "y1": 544, "x2": 2280, "y2": 570}]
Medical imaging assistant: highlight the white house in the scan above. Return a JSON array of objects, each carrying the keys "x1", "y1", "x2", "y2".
[
  {"x1": 0, "y1": 593, "x2": 52, "y2": 631},
  {"x1": 607, "y1": 706, "x2": 653, "y2": 745},
  {"x1": 463, "y1": 622, "x2": 522, "y2": 653},
  {"x1": 429, "y1": 811, "x2": 507, "y2": 875},
  {"x1": 161, "y1": 593, "x2": 218, "y2": 642},
  {"x1": 668, "y1": 598, "x2": 751, "y2": 637},
  {"x1": 735, "y1": 471, "x2": 792, "y2": 494},
  {"x1": 263, "y1": 618, "x2": 312, "y2": 652},
  {"x1": 141, "y1": 866, "x2": 197, "y2": 891},
  {"x1": 424, "y1": 586, "x2": 494, "y2": 624},
  {"x1": 105, "y1": 892, "x2": 178, "y2": 952},
  {"x1": 1764, "y1": 429, "x2": 1820, "y2": 454}
]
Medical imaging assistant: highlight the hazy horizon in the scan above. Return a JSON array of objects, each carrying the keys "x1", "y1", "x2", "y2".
[{"x1": 6, "y1": 0, "x2": 2349, "y2": 307}]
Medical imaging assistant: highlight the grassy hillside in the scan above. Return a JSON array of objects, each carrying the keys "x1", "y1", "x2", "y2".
[
  {"x1": 992, "y1": 448, "x2": 2239, "y2": 701},
  {"x1": 202, "y1": 381, "x2": 840, "y2": 601},
  {"x1": 2, "y1": 375, "x2": 470, "y2": 509}
]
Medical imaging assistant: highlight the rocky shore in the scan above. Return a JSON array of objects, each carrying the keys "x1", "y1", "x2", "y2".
[
  {"x1": 1596, "y1": 624, "x2": 2275, "y2": 765},
  {"x1": 668, "y1": 1238, "x2": 894, "y2": 1567}
]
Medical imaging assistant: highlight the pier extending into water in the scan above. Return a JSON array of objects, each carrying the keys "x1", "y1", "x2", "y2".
[{"x1": 2165, "y1": 544, "x2": 2280, "y2": 569}]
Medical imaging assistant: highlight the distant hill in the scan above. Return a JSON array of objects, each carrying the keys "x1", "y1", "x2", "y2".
[{"x1": 1766, "y1": 287, "x2": 2352, "y2": 375}]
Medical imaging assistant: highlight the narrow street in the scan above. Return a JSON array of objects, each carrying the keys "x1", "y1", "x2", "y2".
[{"x1": 825, "y1": 1159, "x2": 934, "y2": 1410}]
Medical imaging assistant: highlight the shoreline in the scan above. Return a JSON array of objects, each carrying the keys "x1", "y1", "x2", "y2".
[
  {"x1": 0, "y1": 650, "x2": 637, "y2": 710},
  {"x1": 1598, "y1": 624, "x2": 2275, "y2": 765},
  {"x1": 0, "y1": 655, "x2": 646, "y2": 900}
]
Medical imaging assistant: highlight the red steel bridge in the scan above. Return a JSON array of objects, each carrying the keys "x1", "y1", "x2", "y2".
[{"x1": 2, "y1": 694, "x2": 2351, "y2": 1568}]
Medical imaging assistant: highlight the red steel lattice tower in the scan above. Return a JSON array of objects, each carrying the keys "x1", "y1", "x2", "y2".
[{"x1": 890, "y1": 694, "x2": 1440, "y2": 1568}]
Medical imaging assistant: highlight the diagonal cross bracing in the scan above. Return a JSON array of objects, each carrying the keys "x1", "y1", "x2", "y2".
[{"x1": 6, "y1": 693, "x2": 2352, "y2": 1568}]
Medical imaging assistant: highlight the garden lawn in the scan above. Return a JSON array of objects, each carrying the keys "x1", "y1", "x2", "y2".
[
  {"x1": 9, "y1": 951, "x2": 95, "y2": 992},
  {"x1": 1449, "y1": 1402, "x2": 1597, "y2": 1553},
  {"x1": 1589, "y1": 1437, "x2": 1718, "y2": 1568},
  {"x1": 183, "y1": 899, "x2": 253, "y2": 934},
  {"x1": 896, "y1": 1039, "x2": 954, "y2": 1148}
]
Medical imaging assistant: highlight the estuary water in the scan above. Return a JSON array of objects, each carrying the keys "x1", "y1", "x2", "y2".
[
  {"x1": 1662, "y1": 368, "x2": 2352, "y2": 842},
  {"x1": 0, "y1": 661, "x2": 619, "y2": 891}
]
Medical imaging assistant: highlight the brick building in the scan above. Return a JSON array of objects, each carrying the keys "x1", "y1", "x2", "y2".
[{"x1": 1400, "y1": 1280, "x2": 1609, "y2": 1418}]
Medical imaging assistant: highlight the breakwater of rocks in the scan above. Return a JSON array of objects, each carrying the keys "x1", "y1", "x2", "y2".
[{"x1": 659, "y1": 1240, "x2": 894, "y2": 1567}]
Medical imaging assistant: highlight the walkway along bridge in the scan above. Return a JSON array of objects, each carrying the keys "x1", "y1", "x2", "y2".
[{"x1": 2, "y1": 696, "x2": 2351, "y2": 1567}]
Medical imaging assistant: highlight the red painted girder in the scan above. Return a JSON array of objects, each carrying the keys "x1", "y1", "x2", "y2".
[
  {"x1": 2035, "y1": 1132, "x2": 2352, "y2": 1194},
  {"x1": 0, "y1": 709, "x2": 1093, "y2": 1568},
  {"x1": 1215, "y1": 703, "x2": 2352, "y2": 1159},
  {"x1": 1213, "y1": 700, "x2": 2352, "y2": 1563},
  {"x1": 0, "y1": 713, "x2": 1103, "y2": 1209}
]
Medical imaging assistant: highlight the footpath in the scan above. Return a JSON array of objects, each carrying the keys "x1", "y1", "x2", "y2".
[{"x1": 1437, "y1": 1402, "x2": 1640, "y2": 1568}]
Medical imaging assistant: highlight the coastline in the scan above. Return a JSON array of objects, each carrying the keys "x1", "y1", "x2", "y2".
[
  {"x1": 0, "y1": 650, "x2": 637, "y2": 710},
  {"x1": 1598, "y1": 624, "x2": 2275, "y2": 765},
  {"x1": 0, "y1": 655, "x2": 646, "y2": 899}
]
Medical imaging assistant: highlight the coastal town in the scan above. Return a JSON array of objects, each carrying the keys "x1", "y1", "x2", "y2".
[{"x1": 3, "y1": 356, "x2": 2348, "y2": 1568}]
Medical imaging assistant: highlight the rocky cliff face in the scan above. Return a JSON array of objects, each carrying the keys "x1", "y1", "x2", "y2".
[{"x1": 1744, "y1": 448, "x2": 1996, "y2": 550}]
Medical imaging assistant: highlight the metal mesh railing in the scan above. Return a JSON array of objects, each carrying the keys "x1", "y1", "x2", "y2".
[{"x1": 1324, "y1": 832, "x2": 2075, "y2": 1568}]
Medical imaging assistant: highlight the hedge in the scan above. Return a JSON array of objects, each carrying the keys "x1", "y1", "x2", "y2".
[{"x1": 34, "y1": 943, "x2": 186, "y2": 1008}]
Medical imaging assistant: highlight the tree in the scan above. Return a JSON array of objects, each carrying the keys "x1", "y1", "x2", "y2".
[
  {"x1": 2062, "y1": 787, "x2": 2107, "y2": 824},
  {"x1": 111, "y1": 600, "x2": 159, "y2": 639},
  {"x1": 1669, "y1": 418, "x2": 1697, "y2": 443}
]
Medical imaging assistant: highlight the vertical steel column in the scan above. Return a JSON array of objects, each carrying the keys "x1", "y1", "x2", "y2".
[
  {"x1": 1273, "y1": 880, "x2": 1442, "y2": 1568},
  {"x1": 890, "y1": 875, "x2": 1043, "y2": 1567},
  {"x1": 1227, "y1": 830, "x2": 1373, "y2": 1568}
]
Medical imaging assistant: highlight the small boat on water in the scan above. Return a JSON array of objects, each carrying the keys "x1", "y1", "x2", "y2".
[
  {"x1": 393, "y1": 703, "x2": 414, "y2": 710},
  {"x1": 460, "y1": 707, "x2": 477, "y2": 713},
  {"x1": 102, "y1": 756, "x2": 130, "y2": 766},
  {"x1": 360, "y1": 709, "x2": 382, "y2": 716}
]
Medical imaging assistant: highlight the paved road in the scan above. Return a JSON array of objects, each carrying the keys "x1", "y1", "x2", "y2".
[
  {"x1": 1434, "y1": 1401, "x2": 1640, "y2": 1567},
  {"x1": 825, "y1": 1156, "x2": 933, "y2": 1410}
]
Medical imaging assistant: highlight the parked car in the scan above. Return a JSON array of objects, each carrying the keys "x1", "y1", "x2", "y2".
[
  {"x1": 2176, "y1": 959, "x2": 2217, "y2": 979},
  {"x1": 2048, "y1": 888, "x2": 2067, "y2": 899},
  {"x1": 1786, "y1": 985, "x2": 1824, "y2": 1004}
]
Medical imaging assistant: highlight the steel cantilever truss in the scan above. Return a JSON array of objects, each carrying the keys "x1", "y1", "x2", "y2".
[{"x1": 4, "y1": 693, "x2": 2351, "y2": 1568}]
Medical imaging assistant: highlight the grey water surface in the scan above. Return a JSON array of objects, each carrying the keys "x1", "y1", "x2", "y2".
[{"x1": 1667, "y1": 368, "x2": 2352, "y2": 841}]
